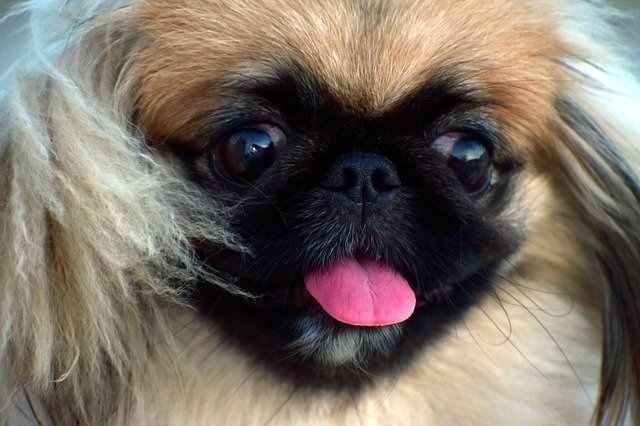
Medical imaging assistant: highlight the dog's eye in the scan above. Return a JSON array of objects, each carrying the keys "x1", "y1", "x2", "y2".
[
  {"x1": 211, "y1": 124, "x2": 286, "y2": 182},
  {"x1": 432, "y1": 132, "x2": 491, "y2": 193}
]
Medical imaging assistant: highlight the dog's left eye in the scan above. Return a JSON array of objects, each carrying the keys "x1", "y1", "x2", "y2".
[
  {"x1": 432, "y1": 132, "x2": 492, "y2": 193},
  {"x1": 210, "y1": 124, "x2": 286, "y2": 182}
]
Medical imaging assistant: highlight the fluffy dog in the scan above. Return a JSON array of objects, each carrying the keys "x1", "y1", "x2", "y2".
[{"x1": 1, "y1": 0, "x2": 639, "y2": 424}]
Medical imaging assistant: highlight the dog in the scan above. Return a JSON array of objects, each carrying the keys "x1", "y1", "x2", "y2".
[{"x1": 1, "y1": 0, "x2": 639, "y2": 424}]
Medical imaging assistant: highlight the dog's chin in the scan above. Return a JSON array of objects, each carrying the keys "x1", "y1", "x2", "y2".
[{"x1": 193, "y1": 260, "x2": 497, "y2": 388}]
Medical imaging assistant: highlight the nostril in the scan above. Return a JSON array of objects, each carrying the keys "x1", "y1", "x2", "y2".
[
  {"x1": 321, "y1": 152, "x2": 400, "y2": 203},
  {"x1": 371, "y1": 167, "x2": 400, "y2": 193},
  {"x1": 341, "y1": 167, "x2": 358, "y2": 192},
  {"x1": 323, "y1": 166, "x2": 359, "y2": 191}
]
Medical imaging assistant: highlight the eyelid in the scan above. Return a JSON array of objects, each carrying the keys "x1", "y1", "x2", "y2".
[
  {"x1": 199, "y1": 97, "x2": 285, "y2": 142},
  {"x1": 429, "y1": 110, "x2": 499, "y2": 152},
  {"x1": 431, "y1": 131, "x2": 493, "y2": 159},
  {"x1": 205, "y1": 119, "x2": 283, "y2": 149}
]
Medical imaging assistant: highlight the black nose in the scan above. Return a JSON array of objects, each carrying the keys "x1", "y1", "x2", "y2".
[{"x1": 321, "y1": 152, "x2": 401, "y2": 203}]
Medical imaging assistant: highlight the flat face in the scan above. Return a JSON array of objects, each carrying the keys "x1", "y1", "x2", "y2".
[{"x1": 135, "y1": 0, "x2": 565, "y2": 384}]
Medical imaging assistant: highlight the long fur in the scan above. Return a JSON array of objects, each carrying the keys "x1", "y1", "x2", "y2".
[{"x1": 0, "y1": 0, "x2": 639, "y2": 424}]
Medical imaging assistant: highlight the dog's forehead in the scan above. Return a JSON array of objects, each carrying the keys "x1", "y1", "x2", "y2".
[{"x1": 137, "y1": 0, "x2": 563, "y2": 147}]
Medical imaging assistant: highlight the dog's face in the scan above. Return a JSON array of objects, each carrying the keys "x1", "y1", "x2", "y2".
[{"x1": 133, "y1": 0, "x2": 562, "y2": 381}]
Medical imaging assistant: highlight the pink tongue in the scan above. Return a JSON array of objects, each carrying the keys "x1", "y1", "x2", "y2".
[{"x1": 304, "y1": 258, "x2": 416, "y2": 327}]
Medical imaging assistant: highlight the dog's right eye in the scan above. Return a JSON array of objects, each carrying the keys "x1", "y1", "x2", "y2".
[{"x1": 210, "y1": 124, "x2": 286, "y2": 182}]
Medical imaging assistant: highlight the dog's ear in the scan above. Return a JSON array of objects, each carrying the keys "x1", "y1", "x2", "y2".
[
  {"x1": 0, "y1": 3, "x2": 242, "y2": 423},
  {"x1": 540, "y1": 5, "x2": 640, "y2": 423},
  {"x1": 0, "y1": 19, "x2": 164, "y2": 425},
  {"x1": 550, "y1": 61, "x2": 640, "y2": 424}
]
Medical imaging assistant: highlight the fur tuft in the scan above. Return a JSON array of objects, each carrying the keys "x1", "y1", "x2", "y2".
[
  {"x1": 0, "y1": 1, "x2": 245, "y2": 423},
  {"x1": 0, "y1": 0, "x2": 639, "y2": 424}
]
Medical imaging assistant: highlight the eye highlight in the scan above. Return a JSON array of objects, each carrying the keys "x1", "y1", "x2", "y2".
[
  {"x1": 432, "y1": 132, "x2": 492, "y2": 194},
  {"x1": 210, "y1": 124, "x2": 286, "y2": 182}
]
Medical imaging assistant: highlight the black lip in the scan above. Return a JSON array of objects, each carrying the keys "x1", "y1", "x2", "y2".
[
  {"x1": 198, "y1": 243, "x2": 490, "y2": 315},
  {"x1": 191, "y1": 208, "x2": 515, "y2": 387}
]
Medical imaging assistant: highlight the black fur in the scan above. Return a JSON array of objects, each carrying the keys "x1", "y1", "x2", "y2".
[{"x1": 186, "y1": 63, "x2": 523, "y2": 386}]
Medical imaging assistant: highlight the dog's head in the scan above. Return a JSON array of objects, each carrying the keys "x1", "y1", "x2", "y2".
[
  {"x1": 1, "y1": 0, "x2": 640, "y2": 424},
  {"x1": 135, "y1": 0, "x2": 542, "y2": 375}
]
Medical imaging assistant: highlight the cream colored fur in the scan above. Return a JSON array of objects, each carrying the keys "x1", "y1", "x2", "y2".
[{"x1": 1, "y1": 0, "x2": 639, "y2": 424}]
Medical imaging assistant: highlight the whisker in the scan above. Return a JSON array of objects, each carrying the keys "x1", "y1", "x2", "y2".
[
  {"x1": 489, "y1": 287, "x2": 514, "y2": 342},
  {"x1": 228, "y1": 365, "x2": 261, "y2": 400},
  {"x1": 22, "y1": 387, "x2": 43, "y2": 426},
  {"x1": 494, "y1": 285, "x2": 591, "y2": 402},
  {"x1": 348, "y1": 392, "x2": 365, "y2": 426},
  {"x1": 443, "y1": 290, "x2": 500, "y2": 369},
  {"x1": 503, "y1": 258, "x2": 573, "y2": 296},
  {"x1": 457, "y1": 283, "x2": 547, "y2": 378},
  {"x1": 264, "y1": 387, "x2": 297, "y2": 426},
  {"x1": 496, "y1": 274, "x2": 576, "y2": 318}
]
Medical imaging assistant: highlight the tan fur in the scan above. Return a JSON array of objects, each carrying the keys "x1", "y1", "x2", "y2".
[
  {"x1": 1, "y1": 0, "x2": 638, "y2": 424},
  {"x1": 136, "y1": 0, "x2": 561, "y2": 151}
]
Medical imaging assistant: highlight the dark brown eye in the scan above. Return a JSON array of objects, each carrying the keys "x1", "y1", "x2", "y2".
[
  {"x1": 211, "y1": 124, "x2": 286, "y2": 182},
  {"x1": 432, "y1": 132, "x2": 492, "y2": 193}
]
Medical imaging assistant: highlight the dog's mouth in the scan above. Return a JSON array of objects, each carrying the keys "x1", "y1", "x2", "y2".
[
  {"x1": 194, "y1": 238, "x2": 500, "y2": 383},
  {"x1": 203, "y1": 245, "x2": 463, "y2": 327}
]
